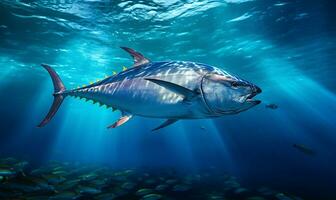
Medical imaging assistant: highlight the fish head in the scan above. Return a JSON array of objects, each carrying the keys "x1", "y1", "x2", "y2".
[{"x1": 201, "y1": 71, "x2": 261, "y2": 114}]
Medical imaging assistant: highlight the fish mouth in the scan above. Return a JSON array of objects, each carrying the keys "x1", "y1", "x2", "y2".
[
  {"x1": 246, "y1": 94, "x2": 261, "y2": 105},
  {"x1": 240, "y1": 86, "x2": 262, "y2": 105}
]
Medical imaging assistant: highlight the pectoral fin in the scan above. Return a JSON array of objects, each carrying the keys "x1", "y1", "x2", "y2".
[
  {"x1": 145, "y1": 78, "x2": 199, "y2": 100},
  {"x1": 107, "y1": 113, "x2": 132, "y2": 129},
  {"x1": 152, "y1": 119, "x2": 179, "y2": 131}
]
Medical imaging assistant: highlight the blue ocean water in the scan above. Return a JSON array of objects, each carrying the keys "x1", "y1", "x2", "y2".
[{"x1": 0, "y1": 0, "x2": 335, "y2": 199}]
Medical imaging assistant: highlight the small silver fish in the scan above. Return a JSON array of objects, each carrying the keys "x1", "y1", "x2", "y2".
[
  {"x1": 265, "y1": 103, "x2": 278, "y2": 109},
  {"x1": 0, "y1": 169, "x2": 16, "y2": 176},
  {"x1": 293, "y1": 144, "x2": 315, "y2": 155}
]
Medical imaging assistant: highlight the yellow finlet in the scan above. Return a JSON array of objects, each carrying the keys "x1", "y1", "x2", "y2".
[
  {"x1": 82, "y1": 85, "x2": 86, "y2": 87},
  {"x1": 122, "y1": 66, "x2": 127, "y2": 71},
  {"x1": 112, "y1": 71, "x2": 117, "y2": 75},
  {"x1": 89, "y1": 81, "x2": 93, "y2": 84}
]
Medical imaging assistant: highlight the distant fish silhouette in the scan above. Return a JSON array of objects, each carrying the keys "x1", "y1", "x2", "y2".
[
  {"x1": 265, "y1": 103, "x2": 278, "y2": 109},
  {"x1": 293, "y1": 144, "x2": 315, "y2": 156},
  {"x1": 200, "y1": 126, "x2": 206, "y2": 131}
]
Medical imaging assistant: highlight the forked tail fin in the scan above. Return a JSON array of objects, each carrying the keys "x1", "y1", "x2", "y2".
[{"x1": 37, "y1": 64, "x2": 66, "y2": 127}]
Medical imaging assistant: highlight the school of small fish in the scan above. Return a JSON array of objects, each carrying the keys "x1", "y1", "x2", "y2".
[{"x1": 0, "y1": 157, "x2": 303, "y2": 200}]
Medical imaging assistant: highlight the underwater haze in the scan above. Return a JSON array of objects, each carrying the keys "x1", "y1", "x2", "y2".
[{"x1": 1, "y1": 0, "x2": 336, "y2": 199}]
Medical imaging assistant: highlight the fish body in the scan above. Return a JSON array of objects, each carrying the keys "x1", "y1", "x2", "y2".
[
  {"x1": 0, "y1": 169, "x2": 16, "y2": 176},
  {"x1": 38, "y1": 47, "x2": 261, "y2": 130},
  {"x1": 66, "y1": 61, "x2": 244, "y2": 119},
  {"x1": 293, "y1": 144, "x2": 315, "y2": 155},
  {"x1": 266, "y1": 103, "x2": 278, "y2": 109}
]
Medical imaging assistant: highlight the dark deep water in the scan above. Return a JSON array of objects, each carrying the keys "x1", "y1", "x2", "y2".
[{"x1": 0, "y1": 0, "x2": 336, "y2": 199}]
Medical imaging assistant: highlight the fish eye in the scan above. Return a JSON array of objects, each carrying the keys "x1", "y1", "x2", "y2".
[{"x1": 231, "y1": 81, "x2": 239, "y2": 88}]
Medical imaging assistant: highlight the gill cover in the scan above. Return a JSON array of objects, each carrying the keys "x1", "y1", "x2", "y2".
[
  {"x1": 201, "y1": 73, "x2": 227, "y2": 114},
  {"x1": 201, "y1": 73, "x2": 248, "y2": 114}
]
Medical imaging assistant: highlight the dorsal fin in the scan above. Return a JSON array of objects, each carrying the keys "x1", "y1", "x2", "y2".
[{"x1": 120, "y1": 46, "x2": 150, "y2": 67}]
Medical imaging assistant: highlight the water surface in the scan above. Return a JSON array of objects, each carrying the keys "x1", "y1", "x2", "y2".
[{"x1": 0, "y1": 0, "x2": 335, "y2": 199}]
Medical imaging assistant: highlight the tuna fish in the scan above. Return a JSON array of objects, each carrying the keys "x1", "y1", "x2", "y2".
[{"x1": 38, "y1": 47, "x2": 261, "y2": 131}]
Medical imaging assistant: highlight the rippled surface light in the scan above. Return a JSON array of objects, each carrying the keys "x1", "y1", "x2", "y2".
[{"x1": 0, "y1": 0, "x2": 335, "y2": 199}]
